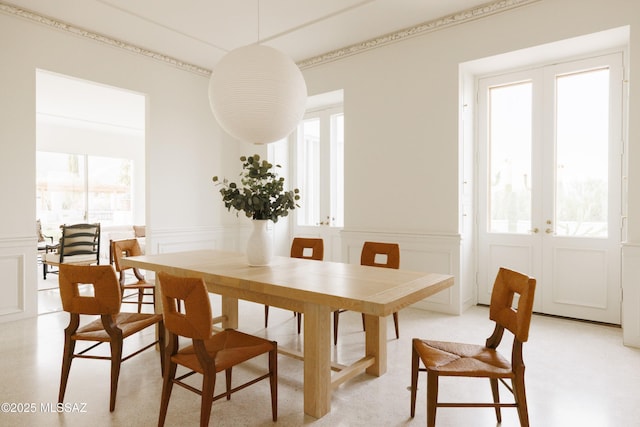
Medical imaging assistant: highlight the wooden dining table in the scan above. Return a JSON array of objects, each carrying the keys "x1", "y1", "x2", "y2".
[{"x1": 122, "y1": 249, "x2": 454, "y2": 418}]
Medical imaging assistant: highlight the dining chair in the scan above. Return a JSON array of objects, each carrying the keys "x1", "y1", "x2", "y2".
[
  {"x1": 410, "y1": 267, "x2": 536, "y2": 426},
  {"x1": 43, "y1": 223, "x2": 101, "y2": 280},
  {"x1": 333, "y1": 241, "x2": 400, "y2": 345},
  {"x1": 157, "y1": 271, "x2": 278, "y2": 426},
  {"x1": 57, "y1": 264, "x2": 164, "y2": 412},
  {"x1": 271, "y1": 237, "x2": 324, "y2": 333},
  {"x1": 110, "y1": 238, "x2": 155, "y2": 313}
]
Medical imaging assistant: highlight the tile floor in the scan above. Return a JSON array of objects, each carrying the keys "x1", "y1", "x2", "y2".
[{"x1": 1, "y1": 270, "x2": 639, "y2": 426}]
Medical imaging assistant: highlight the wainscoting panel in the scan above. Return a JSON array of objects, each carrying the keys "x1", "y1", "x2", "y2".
[
  {"x1": 622, "y1": 243, "x2": 640, "y2": 347},
  {"x1": 341, "y1": 230, "x2": 461, "y2": 315},
  {"x1": 150, "y1": 225, "x2": 242, "y2": 255},
  {"x1": 0, "y1": 237, "x2": 37, "y2": 323}
]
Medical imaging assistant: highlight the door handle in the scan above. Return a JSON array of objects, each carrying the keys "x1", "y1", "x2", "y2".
[
  {"x1": 545, "y1": 228, "x2": 553, "y2": 234},
  {"x1": 530, "y1": 228, "x2": 539, "y2": 234}
]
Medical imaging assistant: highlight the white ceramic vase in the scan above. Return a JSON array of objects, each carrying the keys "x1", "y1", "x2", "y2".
[{"x1": 246, "y1": 219, "x2": 273, "y2": 266}]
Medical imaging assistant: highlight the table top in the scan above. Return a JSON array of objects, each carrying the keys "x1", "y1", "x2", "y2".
[{"x1": 123, "y1": 249, "x2": 454, "y2": 316}]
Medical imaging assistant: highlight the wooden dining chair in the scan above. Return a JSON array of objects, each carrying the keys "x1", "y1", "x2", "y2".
[
  {"x1": 410, "y1": 267, "x2": 536, "y2": 426},
  {"x1": 110, "y1": 238, "x2": 155, "y2": 313},
  {"x1": 264, "y1": 237, "x2": 324, "y2": 333},
  {"x1": 333, "y1": 241, "x2": 400, "y2": 345},
  {"x1": 57, "y1": 264, "x2": 164, "y2": 412},
  {"x1": 157, "y1": 271, "x2": 278, "y2": 427}
]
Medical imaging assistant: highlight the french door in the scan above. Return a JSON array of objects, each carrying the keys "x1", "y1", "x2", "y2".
[
  {"x1": 477, "y1": 53, "x2": 624, "y2": 324},
  {"x1": 292, "y1": 107, "x2": 344, "y2": 261}
]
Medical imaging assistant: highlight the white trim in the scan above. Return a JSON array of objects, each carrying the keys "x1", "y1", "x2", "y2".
[{"x1": 0, "y1": 0, "x2": 541, "y2": 73}]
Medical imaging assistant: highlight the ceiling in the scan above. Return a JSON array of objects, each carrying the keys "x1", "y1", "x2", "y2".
[{"x1": 6, "y1": 0, "x2": 501, "y2": 71}]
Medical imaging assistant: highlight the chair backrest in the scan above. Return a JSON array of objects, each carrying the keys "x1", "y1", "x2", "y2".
[
  {"x1": 489, "y1": 267, "x2": 537, "y2": 343},
  {"x1": 59, "y1": 223, "x2": 101, "y2": 262},
  {"x1": 157, "y1": 272, "x2": 213, "y2": 340},
  {"x1": 360, "y1": 241, "x2": 400, "y2": 269},
  {"x1": 111, "y1": 239, "x2": 143, "y2": 272},
  {"x1": 59, "y1": 264, "x2": 121, "y2": 315},
  {"x1": 36, "y1": 219, "x2": 46, "y2": 243},
  {"x1": 290, "y1": 237, "x2": 324, "y2": 260}
]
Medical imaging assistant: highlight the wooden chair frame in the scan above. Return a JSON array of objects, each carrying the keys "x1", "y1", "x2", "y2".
[
  {"x1": 110, "y1": 238, "x2": 155, "y2": 313},
  {"x1": 57, "y1": 264, "x2": 164, "y2": 412},
  {"x1": 333, "y1": 241, "x2": 400, "y2": 345},
  {"x1": 264, "y1": 237, "x2": 324, "y2": 333},
  {"x1": 157, "y1": 272, "x2": 278, "y2": 427},
  {"x1": 410, "y1": 267, "x2": 536, "y2": 426}
]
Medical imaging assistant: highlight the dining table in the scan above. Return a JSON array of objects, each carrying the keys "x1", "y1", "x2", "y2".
[{"x1": 121, "y1": 249, "x2": 454, "y2": 418}]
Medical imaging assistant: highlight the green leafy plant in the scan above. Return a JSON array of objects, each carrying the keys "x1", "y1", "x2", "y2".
[{"x1": 213, "y1": 154, "x2": 300, "y2": 223}]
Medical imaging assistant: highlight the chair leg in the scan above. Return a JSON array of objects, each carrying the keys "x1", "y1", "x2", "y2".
[
  {"x1": 296, "y1": 312, "x2": 302, "y2": 334},
  {"x1": 269, "y1": 346, "x2": 278, "y2": 422},
  {"x1": 109, "y1": 338, "x2": 124, "y2": 412},
  {"x1": 514, "y1": 375, "x2": 530, "y2": 427},
  {"x1": 157, "y1": 321, "x2": 166, "y2": 376},
  {"x1": 361, "y1": 313, "x2": 366, "y2": 331},
  {"x1": 225, "y1": 368, "x2": 232, "y2": 400},
  {"x1": 158, "y1": 360, "x2": 177, "y2": 427},
  {"x1": 137, "y1": 289, "x2": 144, "y2": 313},
  {"x1": 490, "y1": 378, "x2": 502, "y2": 423},
  {"x1": 393, "y1": 311, "x2": 399, "y2": 339},
  {"x1": 43, "y1": 262, "x2": 47, "y2": 280},
  {"x1": 58, "y1": 335, "x2": 76, "y2": 405},
  {"x1": 200, "y1": 371, "x2": 216, "y2": 427},
  {"x1": 410, "y1": 341, "x2": 419, "y2": 417},
  {"x1": 333, "y1": 310, "x2": 340, "y2": 346},
  {"x1": 264, "y1": 305, "x2": 269, "y2": 328},
  {"x1": 426, "y1": 372, "x2": 439, "y2": 427}
]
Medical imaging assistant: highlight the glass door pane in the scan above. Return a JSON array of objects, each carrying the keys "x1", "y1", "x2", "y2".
[
  {"x1": 37, "y1": 152, "x2": 134, "y2": 234},
  {"x1": 555, "y1": 68, "x2": 609, "y2": 237},
  {"x1": 488, "y1": 81, "x2": 533, "y2": 233},
  {"x1": 88, "y1": 156, "x2": 133, "y2": 225},
  {"x1": 296, "y1": 118, "x2": 321, "y2": 226},
  {"x1": 36, "y1": 152, "x2": 87, "y2": 233},
  {"x1": 330, "y1": 113, "x2": 344, "y2": 227}
]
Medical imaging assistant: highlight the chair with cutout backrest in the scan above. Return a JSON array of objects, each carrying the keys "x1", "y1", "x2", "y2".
[
  {"x1": 333, "y1": 241, "x2": 400, "y2": 345},
  {"x1": 43, "y1": 223, "x2": 100, "y2": 279},
  {"x1": 410, "y1": 267, "x2": 536, "y2": 426},
  {"x1": 157, "y1": 271, "x2": 278, "y2": 427},
  {"x1": 57, "y1": 264, "x2": 164, "y2": 412},
  {"x1": 110, "y1": 238, "x2": 155, "y2": 313},
  {"x1": 264, "y1": 237, "x2": 324, "y2": 333}
]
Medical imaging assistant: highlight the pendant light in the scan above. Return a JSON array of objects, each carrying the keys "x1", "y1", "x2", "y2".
[{"x1": 208, "y1": 3, "x2": 307, "y2": 145}]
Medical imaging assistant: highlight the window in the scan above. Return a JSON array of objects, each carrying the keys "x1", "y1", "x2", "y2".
[
  {"x1": 295, "y1": 104, "x2": 344, "y2": 227},
  {"x1": 36, "y1": 152, "x2": 134, "y2": 229}
]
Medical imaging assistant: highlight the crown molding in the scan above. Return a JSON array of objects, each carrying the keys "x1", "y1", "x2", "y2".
[
  {"x1": 1, "y1": 0, "x2": 540, "y2": 74},
  {"x1": 298, "y1": 0, "x2": 541, "y2": 69},
  {"x1": 0, "y1": 1, "x2": 211, "y2": 76}
]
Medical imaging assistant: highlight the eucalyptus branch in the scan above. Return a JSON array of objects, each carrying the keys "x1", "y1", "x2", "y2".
[{"x1": 213, "y1": 154, "x2": 300, "y2": 223}]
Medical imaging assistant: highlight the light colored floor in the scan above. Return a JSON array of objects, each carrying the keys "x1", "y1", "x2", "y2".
[{"x1": 2, "y1": 270, "x2": 639, "y2": 426}]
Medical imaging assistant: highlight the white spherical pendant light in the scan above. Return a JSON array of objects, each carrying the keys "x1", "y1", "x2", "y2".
[{"x1": 208, "y1": 44, "x2": 307, "y2": 145}]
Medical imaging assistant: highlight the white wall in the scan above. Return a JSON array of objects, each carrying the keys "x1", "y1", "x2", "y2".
[{"x1": 0, "y1": 11, "x2": 240, "y2": 321}]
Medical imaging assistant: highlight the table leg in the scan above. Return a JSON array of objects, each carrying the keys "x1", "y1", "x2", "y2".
[
  {"x1": 364, "y1": 314, "x2": 387, "y2": 376},
  {"x1": 303, "y1": 302, "x2": 331, "y2": 418},
  {"x1": 221, "y1": 296, "x2": 239, "y2": 329}
]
